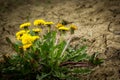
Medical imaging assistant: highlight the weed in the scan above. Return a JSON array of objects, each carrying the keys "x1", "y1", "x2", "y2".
[{"x1": 1, "y1": 19, "x2": 103, "y2": 80}]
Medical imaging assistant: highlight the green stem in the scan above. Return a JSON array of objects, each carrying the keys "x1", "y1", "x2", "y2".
[{"x1": 60, "y1": 37, "x2": 72, "y2": 57}]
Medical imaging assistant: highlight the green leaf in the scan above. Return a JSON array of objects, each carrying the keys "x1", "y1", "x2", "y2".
[
  {"x1": 73, "y1": 53, "x2": 88, "y2": 61},
  {"x1": 6, "y1": 37, "x2": 12, "y2": 44},
  {"x1": 15, "y1": 41, "x2": 23, "y2": 46},
  {"x1": 54, "y1": 71, "x2": 66, "y2": 79},
  {"x1": 89, "y1": 53, "x2": 103, "y2": 65},
  {"x1": 13, "y1": 41, "x2": 23, "y2": 53},
  {"x1": 29, "y1": 30, "x2": 36, "y2": 36},
  {"x1": 75, "y1": 46, "x2": 87, "y2": 54},
  {"x1": 36, "y1": 73, "x2": 50, "y2": 80},
  {"x1": 55, "y1": 41, "x2": 66, "y2": 59},
  {"x1": 72, "y1": 68, "x2": 91, "y2": 74}
]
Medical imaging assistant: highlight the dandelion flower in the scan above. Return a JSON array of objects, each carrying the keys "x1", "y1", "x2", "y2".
[
  {"x1": 20, "y1": 22, "x2": 31, "y2": 29},
  {"x1": 56, "y1": 23, "x2": 63, "y2": 28},
  {"x1": 21, "y1": 34, "x2": 39, "y2": 51},
  {"x1": 16, "y1": 30, "x2": 26, "y2": 40},
  {"x1": 31, "y1": 36, "x2": 39, "y2": 41},
  {"x1": 32, "y1": 28, "x2": 42, "y2": 32},
  {"x1": 70, "y1": 25, "x2": 78, "y2": 30},
  {"x1": 21, "y1": 33, "x2": 33, "y2": 45},
  {"x1": 58, "y1": 26, "x2": 70, "y2": 31},
  {"x1": 21, "y1": 33, "x2": 39, "y2": 45},
  {"x1": 34, "y1": 19, "x2": 46, "y2": 26},
  {"x1": 45, "y1": 21, "x2": 54, "y2": 25},
  {"x1": 16, "y1": 30, "x2": 26, "y2": 36}
]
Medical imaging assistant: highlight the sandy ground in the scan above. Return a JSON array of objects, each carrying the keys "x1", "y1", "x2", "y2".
[{"x1": 0, "y1": 0, "x2": 120, "y2": 80}]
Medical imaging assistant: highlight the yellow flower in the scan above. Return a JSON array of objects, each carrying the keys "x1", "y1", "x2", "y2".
[
  {"x1": 20, "y1": 22, "x2": 31, "y2": 29},
  {"x1": 21, "y1": 34, "x2": 39, "y2": 51},
  {"x1": 45, "y1": 21, "x2": 54, "y2": 25},
  {"x1": 58, "y1": 26, "x2": 70, "y2": 31},
  {"x1": 31, "y1": 36, "x2": 40, "y2": 41},
  {"x1": 23, "y1": 43, "x2": 32, "y2": 51},
  {"x1": 21, "y1": 33, "x2": 39, "y2": 45},
  {"x1": 16, "y1": 30, "x2": 26, "y2": 36},
  {"x1": 56, "y1": 23, "x2": 63, "y2": 28},
  {"x1": 16, "y1": 36, "x2": 21, "y2": 40},
  {"x1": 34, "y1": 19, "x2": 46, "y2": 26},
  {"x1": 16, "y1": 30, "x2": 26, "y2": 40},
  {"x1": 32, "y1": 28, "x2": 42, "y2": 32},
  {"x1": 70, "y1": 25, "x2": 78, "y2": 30},
  {"x1": 21, "y1": 33, "x2": 33, "y2": 45}
]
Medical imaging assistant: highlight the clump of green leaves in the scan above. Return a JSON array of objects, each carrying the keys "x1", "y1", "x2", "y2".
[{"x1": 1, "y1": 19, "x2": 103, "y2": 80}]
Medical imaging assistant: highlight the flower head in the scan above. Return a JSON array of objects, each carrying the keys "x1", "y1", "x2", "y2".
[
  {"x1": 32, "y1": 28, "x2": 42, "y2": 32},
  {"x1": 16, "y1": 30, "x2": 26, "y2": 40},
  {"x1": 70, "y1": 25, "x2": 78, "y2": 30},
  {"x1": 45, "y1": 21, "x2": 54, "y2": 25},
  {"x1": 31, "y1": 36, "x2": 40, "y2": 41},
  {"x1": 21, "y1": 33, "x2": 33, "y2": 45},
  {"x1": 20, "y1": 22, "x2": 31, "y2": 29},
  {"x1": 21, "y1": 33, "x2": 40, "y2": 45},
  {"x1": 16, "y1": 30, "x2": 26, "y2": 36},
  {"x1": 58, "y1": 26, "x2": 70, "y2": 31},
  {"x1": 20, "y1": 33, "x2": 39, "y2": 51},
  {"x1": 56, "y1": 23, "x2": 63, "y2": 28},
  {"x1": 34, "y1": 19, "x2": 46, "y2": 26}
]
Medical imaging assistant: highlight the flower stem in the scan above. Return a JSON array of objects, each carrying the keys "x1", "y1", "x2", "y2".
[{"x1": 61, "y1": 37, "x2": 72, "y2": 57}]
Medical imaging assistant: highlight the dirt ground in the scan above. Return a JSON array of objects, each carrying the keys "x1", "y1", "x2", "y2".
[{"x1": 0, "y1": 0, "x2": 120, "y2": 80}]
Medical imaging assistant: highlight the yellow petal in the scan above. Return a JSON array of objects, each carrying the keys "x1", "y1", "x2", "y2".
[
  {"x1": 58, "y1": 26, "x2": 70, "y2": 31},
  {"x1": 16, "y1": 30, "x2": 27, "y2": 40},
  {"x1": 32, "y1": 28, "x2": 42, "y2": 32},
  {"x1": 34, "y1": 19, "x2": 46, "y2": 26},
  {"x1": 70, "y1": 25, "x2": 78, "y2": 30},
  {"x1": 45, "y1": 22, "x2": 54, "y2": 25},
  {"x1": 23, "y1": 43, "x2": 32, "y2": 51},
  {"x1": 21, "y1": 33, "x2": 32, "y2": 44},
  {"x1": 31, "y1": 36, "x2": 40, "y2": 41},
  {"x1": 19, "y1": 22, "x2": 31, "y2": 29},
  {"x1": 56, "y1": 23, "x2": 63, "y2": 28},
  {"x1": 16, "y1": 30, "x2": 26, "y2": 36}
]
